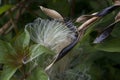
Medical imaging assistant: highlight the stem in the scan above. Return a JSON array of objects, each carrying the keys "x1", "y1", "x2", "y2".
[
  {"x1": 0, "y1": 0, "x2": 32, "y2": 35},
  {"x1": 8, "y1": 10, "x2": 18, "y2": 34},
  {"x1": 1, "y1": 0, "x2": 28, "y2": 18},
  {"x1": 70, "y1": 0, "x2": 76, "y2": 17},
  {"x1": 0, "y1": 20, "x2": 11, "y2": 35}
]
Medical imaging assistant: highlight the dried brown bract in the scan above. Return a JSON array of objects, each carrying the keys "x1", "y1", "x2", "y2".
[{"x1": 40, "y1": 6, "x2": 64, "y2": 21}]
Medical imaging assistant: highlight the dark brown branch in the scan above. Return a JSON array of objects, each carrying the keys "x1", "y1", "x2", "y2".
[
  {"x1": 0, "y1": 20, "x2": 11, "y2": 35},
  {"x1": 2, "y1": 0, "x2": 29, "y2": 18},
  {"x1": 0, "y1": 0, "x2": 32, "y2": 35},
  {"x1": 8, "y1": 10, "x2": 18, "y2": 34},
  {"x1": 70, "y1": 0, "x2": 76, "y2": 17}
]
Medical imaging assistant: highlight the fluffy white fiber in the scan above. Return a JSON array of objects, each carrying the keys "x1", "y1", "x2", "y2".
[{"x1": 25, "y1": 18, "x2": 76, "y2": 53}]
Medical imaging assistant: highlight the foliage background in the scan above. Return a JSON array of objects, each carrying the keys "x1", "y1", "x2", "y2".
[{"x1": 0, "y1": 0, "x2": 120, "y2": 80}]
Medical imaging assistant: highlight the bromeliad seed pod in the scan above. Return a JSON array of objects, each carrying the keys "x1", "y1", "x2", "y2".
[
  {"x1": 40, "y1": 6, "x2": 64, "y2": 21},
  {"x1": 25, "y1": 17, "x2": 79, "y2": 72},
  {"x1": 25, "y1": 18, "x2": 77, "y2": 53}
]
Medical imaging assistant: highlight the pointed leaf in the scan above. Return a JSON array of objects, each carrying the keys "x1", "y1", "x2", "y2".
[
  {"x1": 36, "y1": 68, "x2": 48, "y2": 80},
  {"x1": 0, "y1": 5, "x2": 12, "y2": 15},
  {"x1": 14, "y1": 30, "x2": 30, "y2": 49},
  {"x1": 0, "y1": 65, "x2": 18, "y2": 80},
  {"x1": 24, "y1": 44, "x2": 54, "y2": 64},
  {"x1": 0, "y1": 40, "x2": 16, "y2": 63},
  {"x1": 26, "y1": 67, "x2": 48, "y2": 80}
]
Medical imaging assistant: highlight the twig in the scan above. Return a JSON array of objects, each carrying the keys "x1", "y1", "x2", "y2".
[
  {"x1": 0, "y1": 0, "x2": 27, "y2": 35},
  {"x1": 0, "y1": 0, "x2": 32, "y2": 35},
  {"x1": 70, "y1": 0, "x2": 76, "y2": 17},
  {"x1": 0, "y1": 20, "x2": 11, "y2": 35},
  {"x1": 2, "y1": 0, "x2": 28, "y2": 18},
  {"x1": 8, "y1": 10, "x2": 18, "y2": 34},
  {"x1": 4, "y1": 9, "x2": 23, "y2": 34},
  {"x1": 7, "y1": 1, "x2": 30, "y2": 34}
]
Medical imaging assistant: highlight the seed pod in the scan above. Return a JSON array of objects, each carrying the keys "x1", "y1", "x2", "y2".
[
  {"x1": 113, "y1": 0, "x2": 120, "y2": 5},
  {"x1": 45, "y1": 32, "x2": 79, "y2": 71},
  {"x1": 40, "y1": 6, "x2": 63, "y2": 20},
  {"x1": 75, "y1": 12, "x2": 98, "y2": 23},
  {"x1": 96, "y1": 5, "x2": 120, "y2": 17},
  {"x1": 93, "y1": 21, "x2": 119, "y2": 43},
  {"x1": 115, "y1": 12, "x2": 120, "y2": 21}
]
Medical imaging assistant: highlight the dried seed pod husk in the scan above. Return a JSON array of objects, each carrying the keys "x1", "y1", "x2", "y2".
[
  {"x1": 96, "y1": 5, "x2": 120, "y2": 17},
  {"x1": 115, "y1": 12, "x2": 120, "y2": 21},
  {"x1": 75, "y1": 15, "x2": 94, "y2": 23},
  {"x1": 93, "y1": 21, "x2": 119, "y2": 43},
  {"x1": 113, "y1": 0, "x2": 120, "y2": 5},
  {"x1": 40, "y1": 6, "x2": 63, "y2": 21},
  {"x1": 45, "y1": 32, "x2": 79, "y2": 71},
  {"x1": 75, "y1": 12, "x2": 98, "y2": 23},
  {"x1": 78, "y1": 17, "x2": 99, "y2": 31}
]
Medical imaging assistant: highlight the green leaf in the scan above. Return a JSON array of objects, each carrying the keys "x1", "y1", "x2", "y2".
[
  {"x1": 26, "y1": 67, "x2": 48, "y2": 80},
  {"x1": 0, "y1": 5, "x2": 12, "y2": 15},
  {"x1": 24, "y1": 44, "x2": 54, "y2": 64},
  {"x1": 111, "y1": 22, "x2": 120, "y2": 37},
  {"x1": 0, "y1": 40, "x2": 16, "y2": 63},
  {"x1": 14, "y1": 30, "x2": 30, "y2": 49},
  {"x1": 37, "y1": 68, "x2": 48, "y2": 80},
  {"x1": 94, "y1": 38, "x2": 120, "y2": 52},
  {"x1": 0, "y1": 65, "x2": 18, "y2": 80}
]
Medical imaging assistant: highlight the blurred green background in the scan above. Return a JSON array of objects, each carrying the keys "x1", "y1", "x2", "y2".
[{"x1": 0, "y1": 0, "x2": 120, "y2": 80}]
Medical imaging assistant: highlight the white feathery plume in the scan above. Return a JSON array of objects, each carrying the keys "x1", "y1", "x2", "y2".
[{"x1": 25, "y1": 18, "x2": 76, "y2": 53}]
